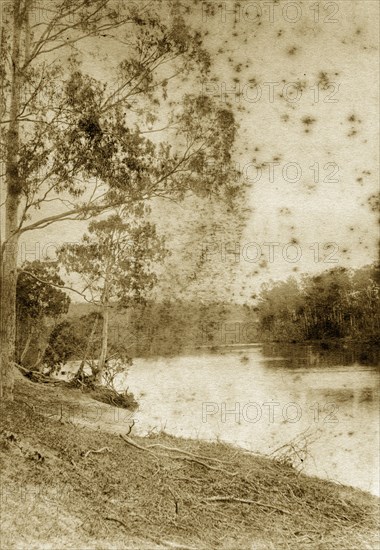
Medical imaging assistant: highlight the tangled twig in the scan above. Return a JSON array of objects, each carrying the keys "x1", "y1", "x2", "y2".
[
  {"x1": 103, "y1": 516, "x2": 128, "y2": 530},
  {"x1": 120, "y1": 435, "x2": 237, "y2": 475},
  {"x1": 145, "y1": 443, "x2": 226, "y2": 464},
  {"x1": 171, "y1": 455, "x2": 238, "y2": 476},
  {"x1": 83, "y1": 447, "x2": 111, "y2": 459},
  {"x1": 119, "y1": 434, "x2": 160, "y2": 460},
  {"x1": 125, "y1": 419, "x2": 135, "y2": 436},
  {"x1": 203, "y1": 496, "x2": 291, "y2": 515}
]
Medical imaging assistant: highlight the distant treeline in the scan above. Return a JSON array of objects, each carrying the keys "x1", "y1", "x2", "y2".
[
  {"x1": 255, "y1": 264, "x2": 380, "y2": 344},
  {"x1": 68, "y1": 301, "x2": 259, "y2": 358},
  {"x1": 17, "y1": 263, "x2": 379, "y2": 371}
]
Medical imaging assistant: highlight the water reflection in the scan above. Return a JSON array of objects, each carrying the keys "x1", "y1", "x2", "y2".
[
  {"x1": 122, "y1": 343, "x2": 379, "y2": 496},
  {"x1": 260, "y1": 342, "x2": 380, "y2": 369}
]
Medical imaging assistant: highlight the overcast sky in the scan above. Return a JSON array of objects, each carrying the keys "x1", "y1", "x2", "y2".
[{"x1": 19, "y1": 0, "x2": 379, "y2": 303}]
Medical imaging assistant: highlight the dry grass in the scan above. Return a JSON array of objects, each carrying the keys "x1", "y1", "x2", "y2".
[{"x1": 0, "y1": 374, "x2": 379, "y2": 550}]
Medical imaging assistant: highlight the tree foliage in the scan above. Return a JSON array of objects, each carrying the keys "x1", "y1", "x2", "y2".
[
  {"x1": 1, "y1": 0, "x2": 238, "y2": 235},
  {"x1": 43, "y1": 319, "x2": 82, "y2": 372},
  {"x1": 16, "y1": 260, "x2": 70, "y2": 365},
  {"x1": 17, "y1": 260, "x2": 70, "y2": 319},
  {"x1": 57, "y1": 210, "x2": 166, "y2": 379},
  {"x1": 57, "y1": 210, "x2": 166, "y2": 307},
  {"x1": 255, "y1": 265, "x2": 380, "y2": 342},
  {"x1": 0, "y1": 0, "x2": 240, "y2": 398}
]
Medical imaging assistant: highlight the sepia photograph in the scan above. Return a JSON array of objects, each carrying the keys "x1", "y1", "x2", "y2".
[{"x1": 0, "y1": 0, "x2": 379, "y2": 548}]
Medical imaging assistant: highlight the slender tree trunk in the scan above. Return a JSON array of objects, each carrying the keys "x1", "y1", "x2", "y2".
[
  {"x1": 0, "y1": 0, "x2": 23, "y2": 401},
  {"x1": 19, "y1": 329, "x2": 33, "y2": 364},
  {"x1": 96, "y1": 303, "x2": 109, "y2": 383},
  {"x1": 0, "y1": 238, "x2": 19, "y2": 400},
  {"x1": 76, "y1": 313, "x2": 99, "y2": 380},
  {"x1": 32, "y1": 349, "x2": 44, "y2": 372}
]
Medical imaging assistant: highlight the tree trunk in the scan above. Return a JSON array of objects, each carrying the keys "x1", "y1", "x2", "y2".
[
  {"x1": 0, "y1": 237, "x2": 19, "y2": 400},
  {"x1": 96, "y1": 304, "x2": 109, "y2": 383},
  {"x1": 19, "y1": 328, "x2": 33, "y2": 365},
  {"x1": 0, "y1": 0, "x2": 23, "y2": 401},
  {"x1": 32, "y1": 349, "x2": 44, "y2": 372},
  {"x1": 76, "y1": 313, "x2": 100, "y2": 380}
]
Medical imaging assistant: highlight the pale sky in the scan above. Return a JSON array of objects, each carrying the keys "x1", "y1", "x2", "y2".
[{"x1": 18, "y1": 0, "x2": 379, "y2": 304}]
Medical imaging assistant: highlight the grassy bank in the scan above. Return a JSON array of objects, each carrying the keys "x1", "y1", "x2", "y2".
[{"x1": 0, "y1": 373, "x2": 379, "y2": 550}]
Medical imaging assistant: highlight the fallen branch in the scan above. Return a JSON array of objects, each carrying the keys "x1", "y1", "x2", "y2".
[
  {"x1": 160, "y1": 541, "x2": 198, "y2": 550},
  {"x1": 16, "y1": 364, "x2": 59, "y2": 384},
  {"x1": 119, "y1": 434, "x2": 148, "y2": 451},
  {"x1": 83, "y1": 447, "x2": 111, "y2": 459},
  {"x1": 145, "y1": 443, "x2": 226, "y2": 464},
  {"x1": 119, "y1": 434, "x2": 159, "y2": 459},
  {"x1": 167, "y1": 486, "x2": 179, "y2": 515},
  {"x1": 147, "y1": 537, "x2": 198, "y2": 550},
  {"x1": 126, "y1": 419, "x2": 135, "y2": 436},
  {"x1": 103, "y1": 516, "x2": 128, "y2": 530},
  {"x1": 120, "y1": 435, "x2": 237, "y2": 475},
  {"x1": 203, "y1": 496, "x2": 291, "y2": 515},
  {"x1": 172, "y1": 456, "x2": 238, "y2": 476},
  {"x1": 20, "y1": 400, "x2": 35, "y2": 412}
]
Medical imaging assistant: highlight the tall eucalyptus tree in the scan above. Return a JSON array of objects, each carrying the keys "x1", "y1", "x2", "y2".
[{"x1": 0, "y1": 0, "x2": 238, "y2": 399}]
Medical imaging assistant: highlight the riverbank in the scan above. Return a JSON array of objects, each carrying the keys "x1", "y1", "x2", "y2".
[
  {"x1": 251, "y1": 339, "x2": 380, "y2": 366},
  {"x1": 260, "y1": 337, "x2": 380, "y2": 348},
  {"x1": 0, "y1": 373, "x2": 379, "y2": 549}
]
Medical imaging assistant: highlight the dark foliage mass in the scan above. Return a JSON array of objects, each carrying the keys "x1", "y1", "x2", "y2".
[
  {"x1": 16, "y1": 261, "x2": 70, "y2": 367},
  {"x1": 43, "y1": 320, "x2": 83, "y2": 372},
  {"x1": 255, "y1": 264, "x2": 380, "y2": 343},
  {"x1": 17, "y1": 261, "x2": 70, "y2": 321}
]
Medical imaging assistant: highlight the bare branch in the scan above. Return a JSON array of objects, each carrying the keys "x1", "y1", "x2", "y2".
[
  {"x1": 18, "y1": 203, "x2": 108, "y2": 234},
  {"x1": 19, "y1": 269, "x2": 99, "y2": 305}
]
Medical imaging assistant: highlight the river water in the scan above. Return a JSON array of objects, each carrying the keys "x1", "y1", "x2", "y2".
[{"x1": 116, "y1": 343, "x2": 379, "y2": 496}]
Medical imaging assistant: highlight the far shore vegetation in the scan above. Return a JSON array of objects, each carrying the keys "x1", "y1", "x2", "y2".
[{"x1": 15, "y1": 263, "x2": 379, "y2": 384}]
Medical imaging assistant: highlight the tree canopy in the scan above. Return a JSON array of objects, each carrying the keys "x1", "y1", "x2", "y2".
[
  {"x1": 15, "y1": 259, "x2": 70, "y2": 366},
  {"x1": 0, "y1": 0, "x2": 240, "y2": 398},
  {"x1": 255, "y1": 265, "x2": 380, "y2": 342}
]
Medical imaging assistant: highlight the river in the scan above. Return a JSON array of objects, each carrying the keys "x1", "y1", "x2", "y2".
[{"x1": 116, "y1": 343, "x2": 379, "y2": 496}]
